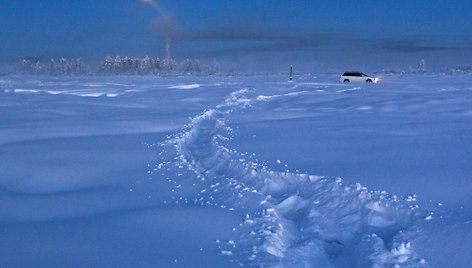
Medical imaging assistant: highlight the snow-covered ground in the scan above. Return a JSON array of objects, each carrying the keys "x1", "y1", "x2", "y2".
[{"x1": 1, "y1": 73, "x2": 471, "y2": 267}]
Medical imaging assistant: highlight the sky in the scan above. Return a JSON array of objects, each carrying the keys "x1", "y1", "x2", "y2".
[{"x1": 1, "y1": 0, "x2": 472, "y2": 71}]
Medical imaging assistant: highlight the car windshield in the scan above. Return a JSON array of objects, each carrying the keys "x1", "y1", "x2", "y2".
[{"x1": 361, "y1": 73, "x2": 369, "y2": 77}]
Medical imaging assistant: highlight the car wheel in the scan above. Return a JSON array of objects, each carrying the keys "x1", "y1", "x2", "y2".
[
  {"x1": 366, "y1": 79, "x2": 373, "y2": 83},
  {"x1": 344, "y1": 79, "x2": 350, "y2": 83}
]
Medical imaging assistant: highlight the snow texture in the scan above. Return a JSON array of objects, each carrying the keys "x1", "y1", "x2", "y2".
[
  {"x1": 1, "y1": 73, "x2": 472, "y2": 267},
  {"x1": 167, "y1": 88, "x2": 424, "y2": 267}
]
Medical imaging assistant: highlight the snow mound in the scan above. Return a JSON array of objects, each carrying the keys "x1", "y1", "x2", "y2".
[
  {"x1": 169, "y1": 84, "x2": 201, "y2": 90},
  {"x1": 164, "y1": 89, "x2": 426, "y2": 267},
  {"x1": 13, "y1": 88, "x2": 123, "y2": 97}
]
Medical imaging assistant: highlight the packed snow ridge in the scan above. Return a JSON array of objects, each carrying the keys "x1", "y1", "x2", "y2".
[
  {"x1": 164, "y1": 89, "x2": 427, "y2": 267},
  {"x1": 169, "y1": 84, "x2": 201, "y2": 90}
]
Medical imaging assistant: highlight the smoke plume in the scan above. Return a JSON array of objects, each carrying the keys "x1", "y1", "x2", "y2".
[{"x1": 141, "y1": 0, "x2": 333, "y2": 57}]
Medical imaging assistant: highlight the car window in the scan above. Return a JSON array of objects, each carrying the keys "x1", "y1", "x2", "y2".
[{"x1": 343, "y1": 72, "x2": 369, "y2": 77}]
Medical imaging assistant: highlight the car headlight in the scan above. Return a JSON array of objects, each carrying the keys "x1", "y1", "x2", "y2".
[{"x1": 374, "y1": 78, "x2": 379, "y2": 83}]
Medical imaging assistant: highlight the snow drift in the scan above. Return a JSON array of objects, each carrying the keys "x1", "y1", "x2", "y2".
[{"x1": 163, "y1": 88, "x2": 426, "y2": 267}]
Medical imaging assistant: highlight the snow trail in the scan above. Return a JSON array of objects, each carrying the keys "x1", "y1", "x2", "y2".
[{"x1": 167, "y1": 88, "x2": 426, "y2": 267}]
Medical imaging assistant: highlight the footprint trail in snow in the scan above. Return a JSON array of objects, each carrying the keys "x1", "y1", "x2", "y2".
[{"x1": 159, "y1": 88, "x2": 427, "y2": 267}]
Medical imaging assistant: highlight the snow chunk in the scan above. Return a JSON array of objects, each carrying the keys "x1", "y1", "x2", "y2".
[{"x1": 221, "y1": 250, "x2": 233, "y2": 255}]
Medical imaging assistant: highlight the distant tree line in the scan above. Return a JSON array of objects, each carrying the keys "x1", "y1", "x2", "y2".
[
  {"x1": 375, "y1": 59, "x2": 472, "y2": 75},
  {"x1": 20, "y1": 56, "x2": 220, "y2": 76},
  {"x1": 98, "y1": 56, "x2": 220, "y2": 75},
  {"x1": 444, "y1": 65, "x2": 472, "y2": 75},
  {"x1": 21, "y1": 57, "x2": 470, "y2": 76},
  {"x1": 21, "y1": 58, "x2": 86, "y2": 75},
  {"x1": 376, "y1": 59, "x2": 428, "y2": 75}
]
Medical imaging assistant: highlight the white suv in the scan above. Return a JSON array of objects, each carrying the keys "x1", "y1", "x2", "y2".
[{"x1": 340, "y1": 72, "x2": 378, "y2": 83}]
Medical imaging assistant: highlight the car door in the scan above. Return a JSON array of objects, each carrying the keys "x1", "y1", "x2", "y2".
[
  {"x1": 360, "y1": 73, "x2": 370, "y2": 82},
  {"x1": 353, "y1": 73, "x2": 363, "y2": 82}
]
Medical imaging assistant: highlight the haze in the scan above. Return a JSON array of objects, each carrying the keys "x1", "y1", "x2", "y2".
[{"x1": 1, "y1": 0, "x2": 471, "y2": 71}]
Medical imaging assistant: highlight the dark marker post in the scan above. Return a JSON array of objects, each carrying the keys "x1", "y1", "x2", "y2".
[{"x1": 290, "y1": 65, "x2": 293, "y2": 81}]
